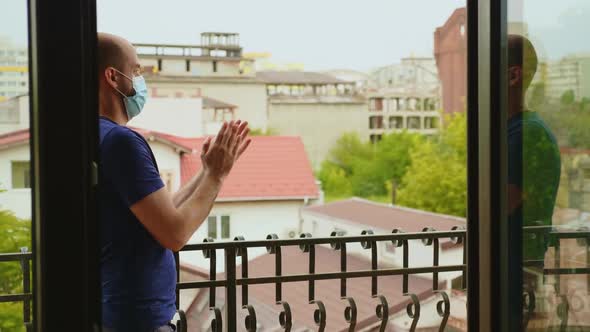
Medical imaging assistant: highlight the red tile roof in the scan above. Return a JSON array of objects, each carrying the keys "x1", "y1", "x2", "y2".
[
  {"x1": 0, "y1": 129, "x2": 29, "y2": 150},
  {"x1": 177, "y1": 136, "x2": 320, "y2": 201},
  {"x1": 181, "y1": 246, "x2": 438, "y2": 331},
  {"x1": 0, "y1": 128, "x2": 319, "y2": 201}
]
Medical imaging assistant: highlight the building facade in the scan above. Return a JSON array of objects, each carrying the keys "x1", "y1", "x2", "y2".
[
  {"x1": 135, "y1": 32, "x2": 269, "y2": 132},
  {"x1": 434, "y1": 7, "x2": 467, "y2": 114},
  {"x1": 544, "y1": 54, "x2": 590, "y2": 102},
  {"x1": 0, "y1": 37, "x2": 28, "y2": 102},
  {"x1": 369, "y1": 56, "x2": 439, "y2": 93}
]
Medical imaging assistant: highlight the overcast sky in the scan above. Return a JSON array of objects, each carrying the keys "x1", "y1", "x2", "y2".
[{"x1": 1, "y1": 0, "x2": 589, "y2": 71}]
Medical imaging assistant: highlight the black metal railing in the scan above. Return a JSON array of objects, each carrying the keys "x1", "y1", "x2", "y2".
[
  {"x1": 175, "y1": 226, "x2": 467, "y2": 332},
  {"x1": 0, "y1": 248, "x2": 33, "y2": 332}
]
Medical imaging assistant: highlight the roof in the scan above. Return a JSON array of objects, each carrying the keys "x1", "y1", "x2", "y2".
[
  {"x1": 304, "y1": 198, "x2": 465, "y2": 248},
  {"x1": 177, "y1": 136, "x2": 320, "y2": 201},
  {"x1": 0, "y1": 127, "x2": 194, "y2": 154},
  {"x1": 202, "y1": 96, "x2": 237, "y2": 110},
  {"x1": 0, "y1": 129, "x2": 29, "y2": 150},
  {"x1": 181, "y1": 245, "x2": 437, "y2": 331},
  {"x1": 257, "y1": 71, "x2": 351, "y2": 85}
]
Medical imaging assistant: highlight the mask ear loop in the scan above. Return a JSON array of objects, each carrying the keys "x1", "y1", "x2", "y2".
[{"x1": 110, "y1": 67, "x2": 134, "y2": 97}]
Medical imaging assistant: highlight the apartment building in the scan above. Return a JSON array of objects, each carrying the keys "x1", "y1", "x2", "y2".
[
  {"x1": 260, "y1": 70, "x2": 368, "y2": 169},
  {"x1": 544, "y1": 54, "x2": 590, "y2": 101},
  {"x1": 135, "y1": 32, "x2": 268, "y2": 131},
  {"x1": 0, "y1": 37, "x2": 28, "y2": 102},
  {"x1": 367, "y1": 89, "x2": 441, "y2": 142}
]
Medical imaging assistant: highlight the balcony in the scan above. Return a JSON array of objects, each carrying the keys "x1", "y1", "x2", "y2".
[{"x1": 5, "y1": 227, "x2": 590, "y2": 331}]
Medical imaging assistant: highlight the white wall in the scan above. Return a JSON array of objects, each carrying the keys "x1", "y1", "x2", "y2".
[
  {"x1": 0, "y1": 144, "x2": 31, "y2": 219},
  {"x1": 0, "y1": 95, "x2": 29, "y2": 135},
  {"x1": 180, "y1": 200, "x2": 307, "y2": 272},
  {"x1": 301, "y1": 210, "x2": 464, "y2": 285},
  {"x1": 147, "y1": 141, "x2": 183, "y2": 193},
  {"x1": 128, "y1": 97, "x2": 204, "y2": 137}
]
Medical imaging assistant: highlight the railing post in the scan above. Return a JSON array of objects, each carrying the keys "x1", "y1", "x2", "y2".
[
  {"x1": 224, "y1": 247, "x2": 237, "y2": 332},
  {"x1": 20, "y1": 247, "x2": 31, "y2": 332}
]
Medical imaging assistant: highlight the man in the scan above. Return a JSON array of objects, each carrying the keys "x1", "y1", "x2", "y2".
[
  {"x1": 97, "y1": 33, "x2": 251, "y2": 332},
  {"x1": 506, "y1": 35, "x2": 561, "y2": 329}
]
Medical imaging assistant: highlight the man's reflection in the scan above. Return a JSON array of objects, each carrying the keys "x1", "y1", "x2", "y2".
[{"x1": 507, "y1": 34, "x2": 561, "y2": 327}]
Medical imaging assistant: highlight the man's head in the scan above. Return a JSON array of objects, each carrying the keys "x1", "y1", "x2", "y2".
[
  {"x1": 97, "y1": 33, "x2": 143, "y2": 123},
  {"x1": 508, "y1": 34, "x2": 538, "y2": 93}
]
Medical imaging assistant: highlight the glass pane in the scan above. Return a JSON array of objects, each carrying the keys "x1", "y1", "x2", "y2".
[
  {"x1": 98, "y1": 0, "x2": 467, "y2": 330},
  {"x1": 207, "y1": 216, "x2": 217, "y2": 239},
  {"x1": 0, "y1": 1, "x2": 32, "y2": 331},
  {"x1": 507, "y1": 0, "x2": 590, "y2": 330},
  {"x1": 221, "y1": 215, "x2": 230, "y2": 239}
]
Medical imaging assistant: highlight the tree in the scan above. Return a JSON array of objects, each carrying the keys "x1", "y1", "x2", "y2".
[
  {"x1": 397, "y1": 112, "x2": 467, "y2": 217},
  {"x1": 0, "y1": 210, "x2": 31, "y2": 332},
  {"x1": 560, "y1": 89, "x2": 576, "y2": 106},
  {"x1": 249, "y1": 127, "x2": 278, "y2": 136}
]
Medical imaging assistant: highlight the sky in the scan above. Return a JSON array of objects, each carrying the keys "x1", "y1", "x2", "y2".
[{"x1": 1, "y1": 0, "x2": 589, "y2": 70}]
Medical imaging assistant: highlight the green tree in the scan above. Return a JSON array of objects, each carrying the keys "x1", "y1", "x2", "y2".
[
  {"x1": 249, "y1": 127, "x2": 278, "y2": 136},
  {"x1": 0, "y1": 210, "x2": 31, "y2": 332},
  {"x1": 397, "y1": 112, "x2": 467, "y2": 217},
  {"x1": 560, "y1": 89, "x2": 576, "y2": 106}
]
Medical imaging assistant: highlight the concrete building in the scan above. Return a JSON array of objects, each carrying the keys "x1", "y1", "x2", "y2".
[
  {"x1": 301, "y1": 198, "x2": 466, "y2": 290},
  {"x1": 0, "y1": 94, "x2": 29, "y2": 135},
  {"x1": 0, "y1": 37, "x2": 28, "y2": 102},
  {"x1": 369, "y1": 56, "x2": 439, "y2": 94},
  {"x1": 259, "y1": 70, "x2": 368, "y2": 170},
  {"x1": 434, "y1": 7, "x2": 467, "y2": 114},
  {"x1": 367, "y1": 89, "x2": 441, "y2": 142},
  {"x1": 544, "y1": 54, "x2": 590, "y2": 102},
  {"x1": 135, "y1": 32, "x2": 268, "y2": 132}
]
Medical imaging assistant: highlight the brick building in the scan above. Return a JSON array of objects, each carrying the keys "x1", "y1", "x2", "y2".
[{"x1": 434, "y1": 8, "x2": 467, "y2": 114}]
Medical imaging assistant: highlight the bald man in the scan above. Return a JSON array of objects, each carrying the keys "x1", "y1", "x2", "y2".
[{"x1": 97, "y1": 33, "x2": 251, "y2": 332}]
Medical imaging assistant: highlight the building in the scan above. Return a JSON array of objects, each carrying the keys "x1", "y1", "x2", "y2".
[
  {"x1": 177, "y1": 198, "x2": 469, "y2": 331},
  {"x1": 128, "y1": 95, "x2": 237, "y2": 137},
  {"x1": 135, "y1": 32, "x2": 269, "y2": 132},
  {"x1": 259, "y1": 70, "x2": 368, "y2": 169},
  {"x1": 544, "y1": 54, "x2": 590, "y2": 102},
  {"x1": 180, "y1": 246, "x2": 439, "y2": 331},
  {"x1": 178, "y1": 135, "x2": 321, "y2": 271},
  {"x1": 0, "y1": 94, "x2": 29, "y2": 135},
  {"x1": 0, "y1": 37, "x2": 28, "y2": 102},
  {"x1": 301, "y1": 198, "x2": 466, "y2": 290},
  {"x1": 434, "y1": 7, "x2": 467, "y2": 114},
  {"x1": 367, "y1": 89, "x2": 440, "y2": 142},
  {"x1": 369, "y1": 56, "x2": 439, "y2": 93},
  {"x1": 0, "y1": 129, "x2": 320, "y2": 247}
]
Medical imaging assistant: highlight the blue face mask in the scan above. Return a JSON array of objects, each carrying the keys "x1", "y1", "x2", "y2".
[{"x1": 113, "y1": 68, "x2": 148, "y2": 121}]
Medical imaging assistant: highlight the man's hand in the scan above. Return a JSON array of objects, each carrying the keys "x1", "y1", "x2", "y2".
[{"x1": 201, "y1": 120, "x2": 251, "y2": 180}]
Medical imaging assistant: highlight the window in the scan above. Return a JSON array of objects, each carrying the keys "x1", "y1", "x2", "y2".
[
  {"x1": 207, "y1": 216, "x2": 217, "y2": 239},
  {"x1": 407, "y1": 116, "x2": 421, "y2": 129},
  {"x1": 11, "y1": 161, "x2": 31, "y2": 189},
  {"x1": 389, "y1": 116, "x2": 404, "y2": 129},
  {"x1": 207, "y1": 215, "x2": 230, "y2": 239},
  {"x1": 369, "y1": 115, "x2": 384, "y2": 129},
  {"x1": 212, "y1": 60, "x2": 218, "y2": 73}
]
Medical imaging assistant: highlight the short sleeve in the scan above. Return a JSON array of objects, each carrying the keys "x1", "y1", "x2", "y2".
[{"x1": 101, "y1": 128, "x2": 164, "y2": 206}]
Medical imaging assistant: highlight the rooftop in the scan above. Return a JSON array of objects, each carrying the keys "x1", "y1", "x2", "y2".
[
  {"x1": 181, "y1": 245, "x2": 437, "y2": 331},
  {"x1": 257, "y1": 71, "x2": 352, "y2": 85}
]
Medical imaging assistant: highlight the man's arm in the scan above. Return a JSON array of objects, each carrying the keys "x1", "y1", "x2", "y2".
[
  {"x1": 131, "y1": 171, "x2": 222, "y2": 251},
  {"x1": 131, "y1": 121, "x2": 251, "y2": 251}
]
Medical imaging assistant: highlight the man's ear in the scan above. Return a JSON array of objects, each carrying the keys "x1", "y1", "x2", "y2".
[
  {"x1": 104, "y1": 67, "x2": 119, "y2": 89},
  {"x1": 509, "y1": 66, "x2": 522, "y2": 87}
]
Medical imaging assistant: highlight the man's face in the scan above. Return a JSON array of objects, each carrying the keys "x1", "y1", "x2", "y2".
[{"x1": 115, "y1": 44, "x2": 142, "y2": 96}]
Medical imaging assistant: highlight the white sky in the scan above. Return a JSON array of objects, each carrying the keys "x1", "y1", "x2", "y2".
[{"x1": 1, "y1": 0, "x2": 589, "y2": 70}]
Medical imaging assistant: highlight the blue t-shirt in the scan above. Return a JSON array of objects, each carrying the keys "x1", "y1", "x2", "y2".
[
  {"x1": 507, "y1": 111, "x2": 561, "y2": 260},
  {"x1": 99, "y1": 117, "x2": 176, "y2": 331}
]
